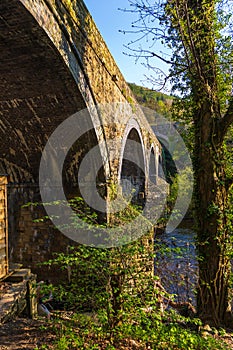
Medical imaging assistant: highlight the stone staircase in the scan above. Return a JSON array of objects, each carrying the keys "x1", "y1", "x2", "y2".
[{"x1": 0, "y1": 267, "x2": 37, "y2": 324}]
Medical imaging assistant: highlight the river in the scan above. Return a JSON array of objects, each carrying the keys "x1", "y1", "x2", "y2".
[{"x1": 154, "y1": 227, "x2": 197, "y2": 304}]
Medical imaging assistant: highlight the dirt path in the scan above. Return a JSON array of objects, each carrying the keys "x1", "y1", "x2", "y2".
[
  {"x1": 1, "y1": 317, "x2": 233, "y2": 349},
  {"x1": 0, "y1": 318, "x2": 56, "y2": 350}
]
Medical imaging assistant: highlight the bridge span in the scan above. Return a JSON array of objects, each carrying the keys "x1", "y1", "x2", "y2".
[{"x1": 0, "y1": 0, "x2": 164, "y2": 278}]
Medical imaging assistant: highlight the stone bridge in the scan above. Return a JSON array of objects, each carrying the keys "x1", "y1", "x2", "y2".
[{"x1": 0, "y1": 0, "x2": 164, "y2": 279}]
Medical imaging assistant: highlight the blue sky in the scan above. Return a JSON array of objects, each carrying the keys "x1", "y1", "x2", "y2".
[{"x1": 84, "y1": 0, "x2": 170, "y2": 90}]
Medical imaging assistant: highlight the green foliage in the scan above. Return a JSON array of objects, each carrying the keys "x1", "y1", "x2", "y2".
[
  {"x1": 35, "y1": 197, "x2": 227, "y2": 349},
  {"x1": 122, "y1": 0, "x2": 233, "y2": 325},
  {"x1": 48, "y1": 309, "x2": 227, "y2": 350},
  {"x1": 128, "y1": 82, "x2": 173, "y2": 123},
  {"x1": 169, "y1": 166, "x2": 194, "y2": 213}
]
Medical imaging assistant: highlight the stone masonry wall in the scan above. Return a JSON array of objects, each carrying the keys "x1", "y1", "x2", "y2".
[{"x1": 0, "y1": 0, "x2": 162, "y2": 280}]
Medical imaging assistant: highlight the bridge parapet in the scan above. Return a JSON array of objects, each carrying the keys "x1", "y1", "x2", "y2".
[{"x1": 21, "y1": 0, "x2": 135, "y2": 106}]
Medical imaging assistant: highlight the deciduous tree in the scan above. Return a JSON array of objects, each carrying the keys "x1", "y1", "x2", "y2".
[{"x1": 123, "y1": 0, "x2": 233, "y2": 326}]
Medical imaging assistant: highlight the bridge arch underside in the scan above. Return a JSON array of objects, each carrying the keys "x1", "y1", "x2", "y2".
[
  {"x1": 0, "y1": 0, "x2": 106, "y2": 190},
  {"x1": 0, "y1": 1, "x2": 106, "y2": 278},
  {"x1": 120, "y1": 128, "x2": 146, "y2": 206},
  {"x1": 149, "y1": 148, "x2": 157, "y2": 185}
]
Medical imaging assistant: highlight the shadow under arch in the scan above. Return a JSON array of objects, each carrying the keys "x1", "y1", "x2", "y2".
[
  {"x1": 149, "y1": 146, "x2": 157, "y2": 185},
  {"x1": 119, "y1": 121, "x2": 146, "y2": 207},
  {"x1": 0, "y1": 0, "x2": 108, "y2": 277}
]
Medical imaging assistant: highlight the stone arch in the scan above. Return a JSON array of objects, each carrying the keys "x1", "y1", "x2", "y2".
[
  {"x1": 0, "y1": 0, "x2": 109, "y2": 183},
  {"x1": 0, "y1": 0, "x2": 109, "y2": 276},
  {"x1": 149, "y1": 146, "x2": 157, "y2": 185},
  {"x1": 119, "y1": 120, "x2": 146, "y2": 204},
  {"x1": 118, "y1": 119, "x2": 146, "y2": 176},
  {"x1": 158, "y1": 154, "x2": 164, "y2": 179},
  {"x1": 0, "y1": 0, "x2": 162, "y2": 279}
]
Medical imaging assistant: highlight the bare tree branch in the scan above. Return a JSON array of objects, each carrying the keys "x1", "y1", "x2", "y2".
[{"x1": 123, "y1": 46, "x2": 187, "y2": 67}]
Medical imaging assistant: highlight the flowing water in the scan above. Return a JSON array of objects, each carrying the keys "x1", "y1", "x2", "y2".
[{"x1": 154, "y1": 227, "x2": 197, "y2": 304}]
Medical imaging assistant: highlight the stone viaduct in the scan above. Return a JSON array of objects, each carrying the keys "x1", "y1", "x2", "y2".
[{"x1": 0, "y1": 0, "x2": 164, "y2": 279}]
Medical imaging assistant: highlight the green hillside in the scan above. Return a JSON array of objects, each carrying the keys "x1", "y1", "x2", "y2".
[{"x1": 128, "y1": 82, "x2": 173, "y2": 124}]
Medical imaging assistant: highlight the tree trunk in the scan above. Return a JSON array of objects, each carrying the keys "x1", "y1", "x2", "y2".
[{"x1": 194, "y1": 114, "x2": 232, "y2": 326}]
